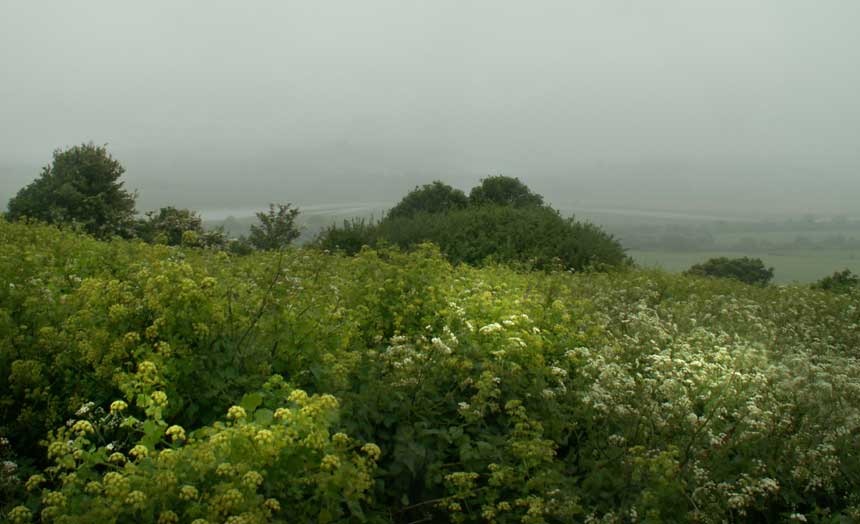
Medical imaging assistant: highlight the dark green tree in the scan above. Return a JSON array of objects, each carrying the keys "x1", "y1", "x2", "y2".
[
  {"x1": 315, "y1": 217, "x2": 378, "y2": 255},
  {"x1": 813, "y1": 269, "x2": 859, "y2": 293},
  {"x1": 376, "y1": 205, "x2": 629, "y2": 271},
  {"x1": 248, "y1": 203, "x2": 301, "y2": 250},
  {"x1": 468, "y1": 175, "x2": 544, "y2": 208},
  {"x1": 685, "y1": 257, "x2": 774, "y2": 286},
  {"x1": 386, "y1": 181, "x2": 468, "y2": 220},
  {"x1": 135, "y1": 206, "x2": 226, "y2": 248},
  {"x1": 7, "y1": 143, "x2": 137, "y2": 238}
]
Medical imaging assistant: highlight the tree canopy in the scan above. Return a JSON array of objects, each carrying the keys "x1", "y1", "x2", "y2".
[
  {"x1": 6, "y1": 143, "x2": 137, "y2": 238},
  {"x1": 385, "y1": 181, "x2": 468, "y2": 220},
  {"x1": 685, "y1": 256, "x2": 774, "y2": 285},
  {"x1": 135, "y1": 206, "x2": 226, "y2": 248},
  {"x1": 248, "y1": 203, "x2": 301, "y2": 250},
  {"x1": 468, "y1": 175, "x2": 544, "y2": 208}
]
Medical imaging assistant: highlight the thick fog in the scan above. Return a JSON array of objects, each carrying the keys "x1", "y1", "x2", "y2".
[{"x1": 2, "y1": 0, "x2": 859, "y2": 218}]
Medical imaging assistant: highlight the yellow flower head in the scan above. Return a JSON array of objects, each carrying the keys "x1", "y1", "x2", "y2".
[
  {"x1": 361, "y1": 443, "x2": 382, "y2": 461},
  {"x1": 165, "y1": 425, "x2": 186, "y2": 442},
  {"x1": 226, "y1": 405, "x2": 247, "y2": 420},
  {"x1": 129, "y1": 445, "x2": 148, "y2": 460}
]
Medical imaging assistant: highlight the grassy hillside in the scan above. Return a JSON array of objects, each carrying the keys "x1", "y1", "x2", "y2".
[{"x1": 1, "y1": 219, "x2": 859, "y2": 523}]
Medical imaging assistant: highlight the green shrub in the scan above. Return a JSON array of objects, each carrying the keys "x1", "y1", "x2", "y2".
[
  {"x1": 314, "y1": 217, "x2": 378, "y2": 255},
  {"x1": 385, "y1": 181, "x2": 468, "y2": 220},
  {"x1": 468, "y1": 175, "x2": 544, "y2": 208},
  {"x1": 685, "y1": 256, "x2": 774, "y2": 285},
  {"x1": 813, "y1": 268, "x2": 859, "y2": 293},
  {"x1": 377, "y1": 205, "x2": 629, "y2": 271}
]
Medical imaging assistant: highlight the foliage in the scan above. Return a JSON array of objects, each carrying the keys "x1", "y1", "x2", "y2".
[
  {"x1": 376, "y1": 205, "x2": 629, "y2": 271},
  {"x1": 468, "y1": 175, "x2": 544, "y2": 208},
  {"x1": 385, "y1": 181, "x2": 469, "y2": 220},
  {"x1": 6, "y1": 143, "x2": 137, "y2": 239},
  {"x1": 813, "y1": 268, "x2": 859, "y2": 293},
  {"x1": 317, "y1": 178, "x2": 625, "y2": 270},
  {"x1": 314, "y1": 217, "x2": 378, "y2": 255},
  {"x1": 3, "y1": 219, "x2": 860, "y2": 523},
  {"x1": 135, "y1": 207, "x2": 226, "y2": 248},
  {"x1": 685, "y1": 256, "x2": 775, "y2": 285},
  {"x1": 248, "y1": 204, "x2": 301, "y2": 251}
]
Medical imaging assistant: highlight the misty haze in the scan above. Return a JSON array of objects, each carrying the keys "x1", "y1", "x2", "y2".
[{"x1": 3, "y1": 2, "x2": 860, "y2": 522}]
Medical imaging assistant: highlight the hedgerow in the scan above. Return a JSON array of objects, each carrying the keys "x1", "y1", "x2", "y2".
[{"x1": 2, "y1": 218, "x2": 860, "y2": 523}]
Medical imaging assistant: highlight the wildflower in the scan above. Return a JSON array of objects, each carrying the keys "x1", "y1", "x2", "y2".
[
  {"x1": 151, "y1": 391, "x2": 168, "y2": 407},
  {"x1": 287, "y1": 389, "x2": 309, "y2": 404},
  {"x1": 321, "y1": 454, "x2": 340, "y2": 471},
  {"x1": 179, "y1": 485, "x2": 198, "y2": 501},
  {"x1": 479, "y1": 322, "x2": 503, "y2": 334},
  {"x1": 361, "y1": 443, "x2": 382, "y2": 461},
  {"x1": 25, "y1": 474, "x2": 45, "y2": 491},
  {"x1": 158, "y1": 511, "x2": 179, "y2": 524},
  {"x1": 125, "y1": 490, "x2": 147, "y2": 510},
  {"x1": 7, "y1": 506, "x2": 32, "y2": 524},
  {"x1": 137, "y1": 360, "x2": 158, "y2": 375},
  {"x1": 75, "y1": 401, "x2": 95, "y2": 416},
  {"x1": 242, "y1": 470, "x2": 264, "y2": 488},
  {"x1": 165, "y1": 425, "x2": 186, "y2": 442},
  {"x1": 318, "y1": 394, "x2": 339, "y2": 409},
  {"x1": 85, "y1": 481, "x2": 103, "y2": 495},
  {"x1": 265, "y1": 498, "x2": 281, "y2": 512},
  {"x1": 254, "y1": 429, "x2": 275, "y2": 446},
  {"x1": 226, "y1": 405, "x2": 247, "y2": 420},
  {"x1": 42, "y1": 491, "x2": 66, "y2": 507},
  {"x1": 332, "y1": 432, "x2": 350, "y2": 446},
  {"x1": 109, "y1": 452, "x2": 126, "y2": 464},
  {"x1": 103, "y1": 472, "x2": 130, "y2": 497},
  {"x1": 273, "y1": 407, "x2": 291, "y2": 421},
  {"x1": 72, "y1": 420, "x2": 95, "y2": 435},
  {"x1": 129, "y1": 444, "x2": 148, "y2": 460},
  {"x1": 216, "y1": 463, "x2": 235, "y2": 477}
]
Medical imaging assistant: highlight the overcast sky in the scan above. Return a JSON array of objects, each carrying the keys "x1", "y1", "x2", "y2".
[{"x1": 2, "y1": 0, "x2": 859, "y2": 217}]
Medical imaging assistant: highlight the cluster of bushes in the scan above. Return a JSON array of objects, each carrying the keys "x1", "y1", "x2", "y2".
[
  {"x1": 5, "y1": 143, "x2": 301, "y2": 254},
  {"x1": 2, "y1": 219, "x2": 860, "y2": 522},
  {"x1": 317, "y1": 177, "x2": 629, "y2": 271},
  {"x1": 684, "y1": 256, "x2": 775, "y2": 286},
  {"x1": 683, "y1": 256, "x2": 859, "y2": 294},
  {"x1": 6, "y1": 145, "x2": 629, "y2": 272}
]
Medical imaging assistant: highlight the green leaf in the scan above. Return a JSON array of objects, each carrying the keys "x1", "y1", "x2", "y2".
[
  {"x1": 240, "y1": 392, "x2": 263, "y2": 414},
  {"x1": 254, "y1": 408, "x2": 273, "y2": 425}
]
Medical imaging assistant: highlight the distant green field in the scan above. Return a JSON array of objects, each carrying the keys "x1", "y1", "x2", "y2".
[{"x1": 629, "y1": 249, "x2": 860, "y2": 283}]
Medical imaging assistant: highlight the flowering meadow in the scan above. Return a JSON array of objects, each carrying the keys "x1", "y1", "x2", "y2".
[{"x1": 1, "y1": 219, "x2": 859, "y2": 523}]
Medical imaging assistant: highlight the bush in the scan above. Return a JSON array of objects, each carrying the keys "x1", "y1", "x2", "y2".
[
  {"x1": 135, "y1": 207, "x2": 226, "y2": 248},
  {"x1": 377, "y1": 204, "x2": 629, "y2": 271},
  {"x1": 468, "y1": 175, "x2": 544, "y2": 208},
  {"x1": 685, "y1": 256, "x2": 774, "y2": 285},
  {"x1": 385, "y1": 181, "x2": 468, "y2": 220},
  {"x1": 314, "y1": 217, "x2": 378, "y2": 255},
  {"x1": 248, "y1": 204, "x2": 300, "y2": 251},
  {"x1": 813, "y1": 269, "x2": 859, "y2": 293}
]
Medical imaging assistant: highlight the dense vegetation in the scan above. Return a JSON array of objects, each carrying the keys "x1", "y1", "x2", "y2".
[
  {"x1": 6, "y1": 144, "x2": 137, "y2": 239},
  {"x1": 2, "y1": 219, "x2": 860, "y2": 523},
  {"x1": 684, "y1": 257, "x2": 775, "y2": 286},
  {"x1": 317, "y1": 178, "x2": 628, "y2": 271}
]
